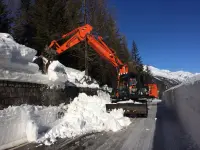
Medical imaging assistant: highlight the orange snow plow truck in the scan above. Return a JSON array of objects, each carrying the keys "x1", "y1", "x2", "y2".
[{"x1": 41, "y1": 24, "x2": 158, "y2": 117}]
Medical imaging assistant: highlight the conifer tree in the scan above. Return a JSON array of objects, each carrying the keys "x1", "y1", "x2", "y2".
[
  {"x1": 131, "y1": 40, "x2": 143, "y2": 73},
  {"x1": 0, "y1": 0, "x2": 11, "y2": 33},
  {"x1": 12, "y1": 0, "x2": 34, "y2": 48}
]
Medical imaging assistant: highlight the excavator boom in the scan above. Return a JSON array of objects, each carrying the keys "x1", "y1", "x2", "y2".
[
  {"x1": 48, "y1": 24, "x2": 93, "y2": 54},
  {"x1": 45, "y1": 24, "x2": 128, "y2": 76}
]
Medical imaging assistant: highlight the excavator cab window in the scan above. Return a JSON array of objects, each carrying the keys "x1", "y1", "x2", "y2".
[
  {"x1": 129, "y1": 78, "x2": 137, "y2": 86},
  {"x1": 128, "y1": 78, "x2": 138, "y2": 95},
  {"x1": 116, "y1": 75, "x2": 129, "y2": 99}
]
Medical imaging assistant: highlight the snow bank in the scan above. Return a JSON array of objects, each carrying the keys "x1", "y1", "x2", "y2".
[
  {"x1": 0, "y1": 33, "x2": 38, "y2": 73},
  {"x1": 37, "y1": 91, "x2": 131, "y2": 145},
  {"x1": 144, "y1": 65, "x2": 200, "y2": 82},
  {"x1": 26, "y1": 120, "x2": 39, "y2": 142},
  {"x1": 163, "y1": 74, "x2": 200, "y2": 148},
  {"x1": 0, "y1": 105, "x2": 64, "y2": 149},
  {"x1": 48, "y1": 61, "x2": 99, "y2": 88},
  {"x1": 0, "y1": 91, "x2": 131, "y2": 148}
]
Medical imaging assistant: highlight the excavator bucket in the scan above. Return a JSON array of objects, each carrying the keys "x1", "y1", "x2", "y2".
[
  {"x1": 42, "y1": 46, "x2": 57, "y2": 61},
  {"x1": 38, "y1": 46, "x2": 58, "y2": 74},
  {"x1": 106, "y1": 101, "x2": 148, "y2": 117}
]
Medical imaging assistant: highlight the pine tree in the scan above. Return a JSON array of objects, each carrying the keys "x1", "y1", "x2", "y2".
[
  {"x1": 0, "y1": 0, "x2": 11, "y2": 33},
  {"x1": 142, "y1": 65, "x2": 153, "y2": 83},
  {"x1": 10, "y1": 0, "x2": 133, "y2": 87},
  {"x1": 83, "y1": 0, "x2": 132, "y2": 86},
  {"x1": 29, "y1": 0, "x2": 82, "y2": 55},
  {"x1": 131, "y1": 40, "x2": 142, "y2": 64},
  {"x1": 119, "y1": 35, "x2": 131, "y2": 63},
  {"x1": 83, "y1": 0, "x2": 115, "y2": 85},
  {"x1": 131, "y1": 40, "x2": 143, "y2": 72},
  {"x1": 12, "y1": 0, "x2": 35, "y2": 48},
  {"x1": 146, "y1": 65, "x2": 152, "y2": 76}
]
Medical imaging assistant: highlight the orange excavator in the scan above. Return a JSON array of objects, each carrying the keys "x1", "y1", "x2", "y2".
[{"x1": 41, "y1": 24, "x2": 158, "y2": 117}]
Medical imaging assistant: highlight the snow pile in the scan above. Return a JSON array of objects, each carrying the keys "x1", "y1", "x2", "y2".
[
  {"x1": 0, "y1": 104, "x2": 63, "y2": 149},
  {"x1": 0, "y1": 33, "x2": 39, "y2": 73},
  {"x1": 26, "y1": 120, "x2": 39, "y2": 142},
  {"x1": 0, "y1": 91, "x2": 130, "y2": 148},
  {"x1": 0, "y1": 69, "x2": 54, "y2": 84},
  {"x1": 48, "y1": 61, "x2": 99, "y2": 88},
  {"x1": 144, "y1": 65, "x2": 200, "y2": 82},
  {"x1": 37, "y1": 92, "x2": 131, "y2": 145}
]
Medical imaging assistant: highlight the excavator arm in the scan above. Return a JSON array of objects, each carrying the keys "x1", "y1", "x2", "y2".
[
  {"x1": 48, "y1": 24, "x2": 92, "y2": 54},
  {"x1": 46, "y1": 24, "x2": 128, "y2": 76}
]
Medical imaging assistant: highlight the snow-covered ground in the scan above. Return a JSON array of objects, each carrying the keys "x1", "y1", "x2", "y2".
[
  {"x1": 144, "y1": 65, "x2": 200, "y2": 82},
  {"x1": 0, "y1": 104, "x2": 64, "y2": 149},
  {"x1": 0, "y1": 33, "x2": 99, "y2": 88},
  {"x1": 0, "y1": 91, "x2": 131, "y2": 148},
  {"x1": 48, "y1": 61, "x2": 99, "y2": 88}
]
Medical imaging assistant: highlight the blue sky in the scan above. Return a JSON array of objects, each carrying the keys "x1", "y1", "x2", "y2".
[{"x1": 109, "y1": 0, "x2": 200, "y2": 73}]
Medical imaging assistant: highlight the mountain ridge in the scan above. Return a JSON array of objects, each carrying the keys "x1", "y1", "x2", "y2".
[{"x1": 144, "y1": 65, "x2": 200, "y2": 83}]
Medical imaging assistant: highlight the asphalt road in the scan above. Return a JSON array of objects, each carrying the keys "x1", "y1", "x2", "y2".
[{"x1": 15, "y1": 102, "x2": 200, "y2": 150}]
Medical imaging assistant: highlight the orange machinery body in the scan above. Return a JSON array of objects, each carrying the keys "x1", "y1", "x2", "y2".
[
  {"x1": 146, "y1": 84, "x2": 158, "y2": 98},
  {"x1": 48, "y1": 24, "x2": 128, "y2": 77}
]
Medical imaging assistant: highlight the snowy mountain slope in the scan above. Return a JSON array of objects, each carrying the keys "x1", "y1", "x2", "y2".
[{"x1": 144, "y1": 65, "x2": 200, "y2": 82}]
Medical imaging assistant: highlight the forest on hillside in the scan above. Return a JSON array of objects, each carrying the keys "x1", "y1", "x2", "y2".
[{"x1": 0, "y1": 0, "x2": 151, "y2": 87}]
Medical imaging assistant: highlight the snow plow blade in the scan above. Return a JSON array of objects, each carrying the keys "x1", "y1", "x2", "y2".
[{"x1": 106, "y1": 102, "x2": 148, "y2": 117}]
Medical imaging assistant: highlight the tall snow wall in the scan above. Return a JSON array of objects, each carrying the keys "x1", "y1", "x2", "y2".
[
  {"x1": 163, "y1": 75, "x2": 200, "y2": 148},
  {"x1": 0, "y1": 105, "x2": 63, "y2": 150}
]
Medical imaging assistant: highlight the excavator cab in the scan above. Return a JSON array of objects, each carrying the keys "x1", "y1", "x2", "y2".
[
  {"x1": 107, "y1": 72, "x2": 149, "y2": 117},
  {"x1": 111, "y1": 72, "x2": 149, "y2": 101}
]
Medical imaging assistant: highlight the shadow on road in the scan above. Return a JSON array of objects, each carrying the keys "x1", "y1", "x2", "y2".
[{"x1": 152, "y1": 102, "x2": 199, "y2": 150}]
